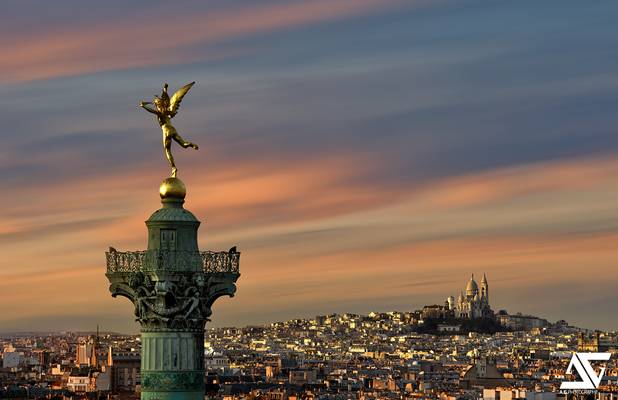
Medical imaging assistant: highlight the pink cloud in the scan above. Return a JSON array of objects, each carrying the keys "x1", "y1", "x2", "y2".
[
  {"x1": 1, "y1": 0, "x2": 408, "y2": 83},
  {"x1": 2, "y1": 151, "x2": 618, "y2": 330}
]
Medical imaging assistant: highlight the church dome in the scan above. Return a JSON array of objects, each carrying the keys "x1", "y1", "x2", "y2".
[{"x1": 466, "y1": 275, "x2": 479, "y2": 296}]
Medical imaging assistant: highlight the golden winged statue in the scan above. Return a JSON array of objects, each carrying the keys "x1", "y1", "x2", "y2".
[{"x1": 139, "y1": 82, "x2": 198, "y2": 178}]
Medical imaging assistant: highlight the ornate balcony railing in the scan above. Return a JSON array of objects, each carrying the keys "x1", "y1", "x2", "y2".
[{"x1": 106, "y1": 250, "x2": 240, "y2": 274}]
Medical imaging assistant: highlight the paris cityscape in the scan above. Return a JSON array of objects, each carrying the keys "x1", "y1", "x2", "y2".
[
  {"x1": 3, "y1": 1, "x2": 618, "y2": 400},
  {"x1": 2, "y1": 274, "x2": 617, "y2": 399}
]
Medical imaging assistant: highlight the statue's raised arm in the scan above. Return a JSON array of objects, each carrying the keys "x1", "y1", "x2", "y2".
[{"x1": 140, "y1": 82, "x2": 199, "y2": 178}]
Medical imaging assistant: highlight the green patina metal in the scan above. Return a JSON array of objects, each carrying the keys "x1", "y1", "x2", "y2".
[
  {"x1": 141, "y1": 371, "x2": 204, "y2": 392},
  {"x1": 105, "y1": 178, "x2": 240, "y2": 400}
]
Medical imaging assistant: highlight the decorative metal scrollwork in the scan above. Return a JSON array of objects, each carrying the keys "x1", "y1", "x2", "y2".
[{"x1": 106, "y1": 249, "x2": 240, "y2": 274}]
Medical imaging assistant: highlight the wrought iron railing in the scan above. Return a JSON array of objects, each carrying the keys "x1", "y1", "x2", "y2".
[
  {"x1": 106, "y1": 250, "x2": 147, "y2": 273},
  {"x1": 106, "y1": 250, "x2": 240, "y2": 274}
]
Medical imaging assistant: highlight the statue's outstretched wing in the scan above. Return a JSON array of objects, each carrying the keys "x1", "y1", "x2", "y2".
[{"x1": 168, "y1": 81, "x2": 195, "y2": 115}]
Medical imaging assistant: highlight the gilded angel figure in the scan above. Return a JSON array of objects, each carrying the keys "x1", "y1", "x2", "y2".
[{"x1": 139, "y1": 82, "x2": 199, "y2": 177}]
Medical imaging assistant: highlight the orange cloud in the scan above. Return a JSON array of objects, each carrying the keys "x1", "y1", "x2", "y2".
[
  {"x1": 2, "y1": 152, "x2": 618, "y2": 331},
  {"x1": 413, "y1": 155, "x2": 618, "y2": 209},
  {"x1": 1, "y1": 0, "x2": 409, "y2": 83}
]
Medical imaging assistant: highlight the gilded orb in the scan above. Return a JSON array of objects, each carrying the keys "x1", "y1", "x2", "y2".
[{"x1": 159, "y1": 177, "x2": 186, "y2": 200}]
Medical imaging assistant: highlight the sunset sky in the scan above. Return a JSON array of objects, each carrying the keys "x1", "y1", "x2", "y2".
[{"x1": 1, "y1": 0, "x2": 618, "y2": 333}]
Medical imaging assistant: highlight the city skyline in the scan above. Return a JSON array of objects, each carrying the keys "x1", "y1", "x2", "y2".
[
  {"x1": 5, "y1": 311, "x2": 614, "y2": 398},
  {"x1": 2, "y1": 0, "x2": 618, "y2": 333}
]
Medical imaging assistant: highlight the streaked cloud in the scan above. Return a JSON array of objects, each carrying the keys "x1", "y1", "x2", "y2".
[
  {"x1": 1, "y1": 0, "x2": 410, "y2": 83},
  {"x1": 1, "y1": 0, "x2": 618, "y2": 333},
  {"x1": 1, "y1": 152, "x2": 617, "y2": 331}
]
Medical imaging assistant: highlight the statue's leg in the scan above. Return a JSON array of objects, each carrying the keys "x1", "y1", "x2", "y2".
[
  {"x1": 164, "y1": 140, "x2": 177, "y2": 177},
  {"x1": 172, "y1": 132, "x2": 199, "y2": 150}
]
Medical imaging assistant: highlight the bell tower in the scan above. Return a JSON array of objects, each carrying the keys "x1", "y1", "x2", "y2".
[{"x1": 481, "y1": 273, "x2": 488, "y2": 304}]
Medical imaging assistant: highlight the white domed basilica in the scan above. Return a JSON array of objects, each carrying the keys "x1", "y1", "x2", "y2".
[{"x1": 446, "y1": 274, "x2": 492, "y2": 319}]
